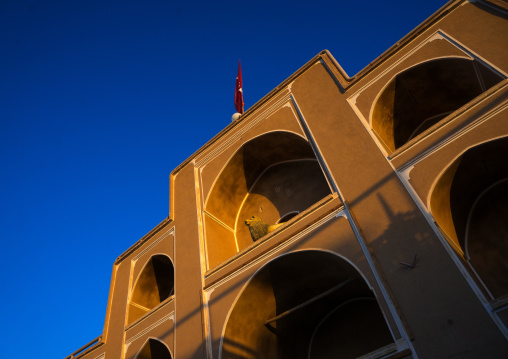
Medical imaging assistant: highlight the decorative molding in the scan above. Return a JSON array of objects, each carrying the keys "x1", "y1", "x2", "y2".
[
  {"x1": 124, "y1": 296, "x2": 175, "y2": 332},
  {"x1": 341, "y1": 200, "x2": 418, "y2": 357},
  {"x1": 195, "y1": 91, "x2": 293, "y2": 168},
  {"x1": 346, "y1": 30, "x2": 507, "y2": 160},
  {"x1": 204, "y1": 207, "x2": 346, "y2": 292},
  {"x1": 124, "y1": 313, "x2": 174, "y2": 346},
  {"x1": 319, "y1": 58, "x2": 346, "y2": 92},
  {"x1": 132, "y1": 228, "x2": 174, "y2": 262},
  {"x1": 203, "y1": 211, "x2": 235, "y2": 234},
  {"x1": 394, "y1": 140, "x2": 508, "y2": 340},
  {"x1": 125, "y1": 228, "x2": 176, "y2": 332},
  {"x1": 115, "y1": 218, "x2": 173, "y2": 264},
  {"x1": 397, "y1": 100, "x2": 508, "y2": 173}
]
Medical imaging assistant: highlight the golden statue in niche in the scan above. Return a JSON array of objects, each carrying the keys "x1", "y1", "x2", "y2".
[{"x1": 245, "y1": 216, "x2": 284, "y2": 241}]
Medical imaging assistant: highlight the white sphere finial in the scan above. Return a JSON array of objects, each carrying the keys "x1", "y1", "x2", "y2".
[{"x1": 231, "y1": 113, "x2": 241, "y2": 122}]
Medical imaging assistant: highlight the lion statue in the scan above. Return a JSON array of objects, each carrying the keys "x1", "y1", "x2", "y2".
[{"x1": 245, "y1": 216, "x2": 284, "y2": 242}]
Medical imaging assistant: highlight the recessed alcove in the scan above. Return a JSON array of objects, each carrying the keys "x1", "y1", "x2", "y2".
[
  {"x1": 135, "y1": 338, "x2": 172, "y2": 359},
  {"x1": 430, "y1": 137, "x2": 508, "y2": 298},
  {"x1": 276, "y1": 211, "x2": 299, "y2": 224},
  {"x1": 204, "y1": 132, "x2": 332, "y2": 270},
  {"x1": 371, "y1": 58, "x2": 503, "y2": 152},
  {"x1": 221, "y1": 251, "x2": 393, "y2": 359},
  {"x1": 127, "y1": 255, "x2": 175, "y2": 326}
]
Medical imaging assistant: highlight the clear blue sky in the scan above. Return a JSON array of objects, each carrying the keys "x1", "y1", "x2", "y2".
[{"x1": 0, "y1": 1, "x2": 446, "y2": 357}]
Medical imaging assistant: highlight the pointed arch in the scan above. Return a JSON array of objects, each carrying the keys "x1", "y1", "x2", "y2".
[
  {"x1": 135, "y1": 338, "x2": 172, "y2": 359},
  {"x1": 220, "y1": 250, "x2": 393, "y2": 359},
  {"x1": 127, "y1": 255, "x2": 175, "y2": 326},
  {"x1": 429, "y1": 137, "x2": 508, "y2": 298},
  {"x1": 204, "y1": 131, "x2": 332, "y2": 269},
  {"x1": 370, "y1": 57, "x2": 503, "y2": 152}
]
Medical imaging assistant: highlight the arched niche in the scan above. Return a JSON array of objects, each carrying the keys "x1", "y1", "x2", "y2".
[
  {"x1": 127, "y1": 255, "x2": 175, "y2": 326},
  {"x1": 221, "y1": 251, "x2": 393, "y2": 359},
  {"x1": 371, "y1": 58, "x2": 503, "y2": 152},
  {"x1": 204, "y1": 132, "x2": 332, "y2": 269},
  {"x1": 430, "y1": 137, "x2": 508, "y2": 298},
  {"x1": 135, "y1": 338, "x2": 172, "y2": 359}
]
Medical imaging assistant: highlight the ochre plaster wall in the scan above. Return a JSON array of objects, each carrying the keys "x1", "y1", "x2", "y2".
[
  {"x1": 68, "y1": 3, "x2": 508, "y2": 359},
  {"x1": 173, "y1": 163, "x2": 206, "y2": 359},
  {"x1": 290, "y1": 60, "x2": 508, "y2": 357},
  {"x1": 205, "y1": 214, "x2": 401, "y2": 359}
]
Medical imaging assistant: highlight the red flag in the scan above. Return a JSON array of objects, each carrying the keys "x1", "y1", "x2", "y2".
[{"x1": 235, "y1": 60, "x2": 244, "y2": 114}]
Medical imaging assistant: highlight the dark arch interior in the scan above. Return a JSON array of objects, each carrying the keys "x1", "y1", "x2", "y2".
[
  {"x1": 135, "y1": 338, "x2": 172, "y2": 359},
  {"x1": 221, "y1": 251, "x2": 393, "y2": 359},
  {"x1": 128, "y1": 255, "x2": 175, "y2": 325},
  {"x1": 468, "y1": 181, "x2": 508, "y2": 298},
  {"x1": 204, "y1": 132, "x2": 332, "y2": 269},
  {"x1": 309, "y1": 299, "x2": 392, "y2": 359},
  {"x1": 277, "y1": 211, "x2": 299, "y2": 224},
  {"x1": 430, "y1": 137, "x2": 508, "y2": 298},
  {"x1": 372, "y1": 58, "x2": 503, "y2": 152}
]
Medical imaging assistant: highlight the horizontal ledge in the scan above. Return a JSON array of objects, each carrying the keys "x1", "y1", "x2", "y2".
[
  {"x1": 125, "y1": 295, "x2": 175, "y2": 331},
  {"x1": 64, "y1": 335, "x2": 103, "y2": 359},
  {"x1": 203, "y1": 195, "x2": 344, "y2": 289},
  {"x1": 205, "y1": 194, "x2": 339, "y2": 278}
]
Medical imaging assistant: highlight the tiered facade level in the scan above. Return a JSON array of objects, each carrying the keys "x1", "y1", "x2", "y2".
[{"x1": 66, "y1": 1, "x2": 508, "y2": 358}]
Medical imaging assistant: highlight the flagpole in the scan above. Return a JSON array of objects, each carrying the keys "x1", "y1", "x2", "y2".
[{"x1": 234, "y1": 60, "x2": 244, "y2": 119}]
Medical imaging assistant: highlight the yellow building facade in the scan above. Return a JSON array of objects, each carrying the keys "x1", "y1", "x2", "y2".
[{"x1": 66, "y1": 1, "x2": 508, "y2": 358}]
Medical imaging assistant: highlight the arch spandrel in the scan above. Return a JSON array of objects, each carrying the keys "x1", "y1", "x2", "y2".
[
  {"x1": 203, "y1": 131, "x2": 332, "y2": 270},
  {"x1": 220, "y1": 250, "x2": 393, "y2": 359},
  {"x1": 197, "y1": 103, "x2": 307, "y2": 202},
  {"x1": 429, "y1": 137, "x2": 508, "y2": 299},
  {"x1": 206, "y1": 149, "x2": 248, "y2": 230},
  {"x1": 353, "y1": 35, "x2": 472, "y2": 120},
  {"x1": 127, "y1": 255, "x2": 175, "y2": 326},
  {"x1": 371, "y1": 57, "x2": 503, "y2": 152}
]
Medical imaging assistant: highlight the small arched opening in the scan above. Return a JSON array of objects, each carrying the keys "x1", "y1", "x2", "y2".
[
  {"x1": 135, "y1": 338, "x2": 172, "y2": 359},
  {"x1": 204, "y1": 132, "x2": 332, "y2": 269},
  {"x1": 371, "y1": 58, "x2": 503, "y2": 152},
  {"x1": 221, "y1": 251, "x2": 393, "y2": 359},
  {"x1": 127, "y1": 255, "x2": 175, "y2": 326},
  {"x1": 430, "y1": 137, "x2": 508, "y2": 298}
]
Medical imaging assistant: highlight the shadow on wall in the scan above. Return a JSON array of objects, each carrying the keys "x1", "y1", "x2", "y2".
[
  {"x1": 204, "y1": 132, "x2": 332, "y2": 269},
  {"x1": 220, "y1": 251, "x2": 394, "y2": 359},
  {"x1": 166, "y1": 56, "x2": 507, "y2": 356},
  {"x1": 371, "y1": 57, "x2": 504, "y2": 152},
  {"x1": 167, "y1": 144, "x2": 507, "y2": 358},
  {"x1": 182, "y1": 141, "x2": 508, "y2": 359},
  {"x1": 430, "y1": 137, "x2": 508, "y2": 299},
  {"x1": 176, "y1": 168, "x2": 487, "y2": 359}
]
